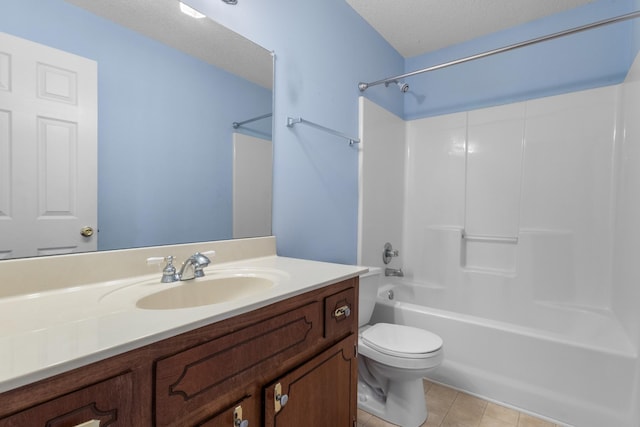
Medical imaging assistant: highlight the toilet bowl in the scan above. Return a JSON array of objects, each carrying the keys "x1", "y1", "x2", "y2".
[{"x1": 358, "y1": 268, "x2": 443, "y2": 427}]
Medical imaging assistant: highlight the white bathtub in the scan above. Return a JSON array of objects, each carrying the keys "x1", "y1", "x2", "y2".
[{"x1": 370, "y1": 278, "x2": 638, "y2": 427}]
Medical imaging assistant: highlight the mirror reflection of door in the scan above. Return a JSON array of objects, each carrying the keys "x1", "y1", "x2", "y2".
[
  {"x1": 0, "y1": 33, "x2": 97, "y2": 259},
  {"x1": 233, "y1": 133, "x2": 273, "y2": 239}
]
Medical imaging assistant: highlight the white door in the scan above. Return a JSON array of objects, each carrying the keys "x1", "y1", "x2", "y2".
[{"x1": 0, "y1": 32, "x2": 97, "y2": 259}]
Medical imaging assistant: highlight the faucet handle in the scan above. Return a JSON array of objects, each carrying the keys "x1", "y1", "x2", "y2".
[
  {"x1": 161, "y1": 256, "x2": 178, "y2": 283},
  {"x1": 382, "y1": 242, "x2": 399, "y2": 264},
  {"x1": 147, "y1": 256, "x2": 178, "y2": 283},
  {"x1": 197, "y1": 250, "x2": 216, "y2": 261},
  {"x1": 192, "y1": 251, "x2": 215, "y2": 277}
]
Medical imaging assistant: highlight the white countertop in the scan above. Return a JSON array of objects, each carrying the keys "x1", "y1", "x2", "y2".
[{"x1": 0, "y1": 255, "x2": 366, "y2": 393}]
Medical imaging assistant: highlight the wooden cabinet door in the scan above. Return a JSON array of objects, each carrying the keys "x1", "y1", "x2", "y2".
[{"x1": 264, "y1": 335, "x2": 357, "y2": 427}]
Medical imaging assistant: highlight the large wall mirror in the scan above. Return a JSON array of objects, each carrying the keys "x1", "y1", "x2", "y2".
[{"x1": 1, "y1": 0, "x2": 274, "y2": 260}]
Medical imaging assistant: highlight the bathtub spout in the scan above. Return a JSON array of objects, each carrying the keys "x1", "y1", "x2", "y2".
[{"x1": 385, "y1": 268, "x2": 404, "y2": 277}]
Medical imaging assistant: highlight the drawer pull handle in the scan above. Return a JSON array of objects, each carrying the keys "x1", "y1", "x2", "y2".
[
  {"x1": 274, "y1": 383, "x2": 289, "y2": 413},
  {"x1": 234, "y1": 405, "x2": 249, "y2": 427},
  {"x1": 334, "y1": 305, "x2": 351, "y2": 318}
]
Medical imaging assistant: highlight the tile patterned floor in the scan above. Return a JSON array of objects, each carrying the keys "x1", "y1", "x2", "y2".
[{"x1": 357, "y1": 380, "x2": 564, "y2": 427}]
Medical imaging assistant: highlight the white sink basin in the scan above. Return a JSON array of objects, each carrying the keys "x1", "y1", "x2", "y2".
[{"x1": 136, "y1": 275, "x2": 276, "y2": 310}]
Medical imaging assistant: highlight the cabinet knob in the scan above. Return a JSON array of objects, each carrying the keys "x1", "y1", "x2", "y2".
[
  {"x1": 274, "y1": 382, "x2": 289, "y2": 413},
  {"x1": 277, "y1": 393, "x2": 289, "y2": 407},
  {"x1": 234, "y1": 405, "x2": 249, "y2": 427}
]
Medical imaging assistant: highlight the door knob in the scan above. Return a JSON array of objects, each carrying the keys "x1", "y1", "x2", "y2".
[{"x1": 80, "y1": 226, "x2": 94, "y2": 237}]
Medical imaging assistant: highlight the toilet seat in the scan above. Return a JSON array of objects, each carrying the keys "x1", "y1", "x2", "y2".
[{"x1": 361, "y1": 323, "x2": 443, "y2": 358}]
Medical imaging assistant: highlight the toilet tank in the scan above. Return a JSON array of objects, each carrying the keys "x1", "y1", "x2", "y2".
[{"x1": 359, "y1": 267, "x2": 382, "y2": 327}]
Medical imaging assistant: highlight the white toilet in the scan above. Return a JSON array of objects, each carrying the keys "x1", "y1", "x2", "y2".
[{"x1": 358, "y1": 268, "x2": 443, "y2": 427}]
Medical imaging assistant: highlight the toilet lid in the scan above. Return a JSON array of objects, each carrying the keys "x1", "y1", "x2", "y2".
[{"x1": 361, "y1": 323, "x2": 443, "y2": 358}]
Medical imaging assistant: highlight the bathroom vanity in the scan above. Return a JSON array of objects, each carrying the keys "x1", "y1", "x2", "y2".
[{"x1": 0, "y1": 237, "x2": 363, "y2": 426}]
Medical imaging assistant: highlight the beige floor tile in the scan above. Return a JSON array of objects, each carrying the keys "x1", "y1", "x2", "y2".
[
  {"x1": 365, "y1": 415, "x2": 399, "y2": 427},
  {"x1": 358, "y1": 408, "x2": 373, "y2": 424},
  {"x1": 427, "y1": 397, "x2": 455, "y2": 418},
  {"x1": 479, "y1": 414, "x2": 517, "y2": 427},
  {"x1": 426, "y1": 383, "x2": 459, "y2": 414},
  {"x1": 440, "y1": 392, "x2": 487, "y2": 426},
  {"x1": 517, "y1": 413, "x2": 555, "y2": 427},
  {"x1": 440, "y1": 415, "x2": 479, "y2": 427},
  {"x1": 484, "y1": 402, "x2": 519, "y2": 424},
  {"x1": 423, "y1": 378, "x2": 435, "y2": 394},
  {"x1": 427, "y1": 383, "x2": 459, "y2": 401},
  {"x1": 422, "y1": 410, "x2": 445, "y2": 427},
  {"x1": 453, "y1": 393, "x2": 488, "y2": 413},
  {"x1": 360, "y1": 383, "x2": 557, "y2": 427}
]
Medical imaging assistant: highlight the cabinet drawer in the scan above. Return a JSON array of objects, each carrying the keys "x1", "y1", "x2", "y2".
[
  {"x1": 0, "y1": 372, "x2": 133, "y2": 427},
  {"x1": 155, "y1": 301, "x2": 323, "y2": 426},
  {"x1": 324, "y1": 285, "x2": 356, "y2": 340}
]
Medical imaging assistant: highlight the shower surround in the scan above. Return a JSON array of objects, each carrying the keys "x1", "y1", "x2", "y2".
[{"x1": 357, "y1": 52, "x2": 640, "y2": 427}]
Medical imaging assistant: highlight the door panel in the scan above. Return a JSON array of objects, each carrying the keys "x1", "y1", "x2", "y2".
[
  {"x1": 0, "y1": 32, "x2": 97, "y2": 259},
  {"x1": 264, "y1": 335, "x2": 357, "y2": 427}
]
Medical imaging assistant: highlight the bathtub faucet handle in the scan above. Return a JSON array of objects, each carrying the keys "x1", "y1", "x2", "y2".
[{"x1": 383, "y1": 242, "x2": 399, "y2": 264}]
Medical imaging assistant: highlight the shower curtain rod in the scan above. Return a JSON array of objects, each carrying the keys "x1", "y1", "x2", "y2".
[
  {"x1": 358, "y1": 10, "x2": 640, "y2": 92},
  {"x1": 232, "y1": 113, "x2": 272, "y2": 129}
]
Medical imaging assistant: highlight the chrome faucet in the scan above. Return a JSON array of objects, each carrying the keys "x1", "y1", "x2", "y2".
[
  {"x1": 148, "y1": 251, "x2": 215, "y2": 283},
  {"x1": 385, "y1": 267, "x2": 404, "y2": 277},
  {"x1": 177, "y1": 252, "x2": 213, "y2": 281}
]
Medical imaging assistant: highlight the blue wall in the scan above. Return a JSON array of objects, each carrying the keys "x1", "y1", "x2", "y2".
[
  {"x1": 2, "y1": 0, "x2": 272, "y2": 250},
  {"x1": 187, "y1": 0, "x2": 639, "y2": 264},
  {"x1": 187, "y1": 0, "x2": 404, "y2": 264},
  {"x1": 634, "y1": 0, "x2": 640, "y2": 53},
  {"x1": 403, "y1": 0, "x2": 638, "y2": 119},
  {"x1": 7, "y1": 0, "x2": 637, "y2": 264}
]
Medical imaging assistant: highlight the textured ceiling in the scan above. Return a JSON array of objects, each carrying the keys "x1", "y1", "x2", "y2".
[
  {"x1": 65, "y1": 0, "x2": 598, "y2": 85},
  {"x1": 346, "y1": 0, "x2": 596, "y2": 58},
  {"x1": 65, "y1": 0, "x2": 273, "y2": 89}
]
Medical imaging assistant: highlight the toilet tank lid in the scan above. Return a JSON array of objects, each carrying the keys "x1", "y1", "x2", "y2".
[{"x1": 362, "y1": 323, "x2": 443, "y2": 355}]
